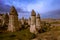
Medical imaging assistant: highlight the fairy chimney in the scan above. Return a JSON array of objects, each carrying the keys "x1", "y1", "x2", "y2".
[
  {"x1": 8, "y1": 6, "x2": 19, "y2": 32},
  {"x1": 4, "y1": 13, "x2": 9, "y2": 25},
  {"x1": 30, "y1": 10, "x2": 38, "y2": 34},
  {"x1": 21, "y1": 17, "x2": 25, "y2": 25},
  {"x1": 0, "y1": 14, "x2": 4, "y2": 26},
  {"x1": 36, "y1": 13, "x2": 41, "y2": 31}
]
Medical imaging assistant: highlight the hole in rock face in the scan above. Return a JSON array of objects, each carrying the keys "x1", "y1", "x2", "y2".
[{"x1": 12, "y1": 10, "x2": 14, "y2": 12}]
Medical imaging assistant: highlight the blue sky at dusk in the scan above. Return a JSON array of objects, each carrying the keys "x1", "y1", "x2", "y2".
[{"x1": 0, "y1": 0, "x2": 60, "y2": 18}]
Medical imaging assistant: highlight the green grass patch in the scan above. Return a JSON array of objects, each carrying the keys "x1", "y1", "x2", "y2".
[{"x1": 0, "y1": 28, "x2": 36, "y2": 40}]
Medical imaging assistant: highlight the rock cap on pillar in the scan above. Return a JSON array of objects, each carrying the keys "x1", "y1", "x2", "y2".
[
  {"x1": 10, "y1": 6, "x2": 18, "y2": 16},
  {"x1": 37, "y1": 13, "x2": 40, "y2": 18},
  {"x1": 31, "y1": 10, "x2": 36, "y2": 16}
]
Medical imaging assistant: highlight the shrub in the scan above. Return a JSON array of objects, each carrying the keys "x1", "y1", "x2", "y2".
[{"x1": 40, "y1": 22, "x2": 51, "y2": 33}]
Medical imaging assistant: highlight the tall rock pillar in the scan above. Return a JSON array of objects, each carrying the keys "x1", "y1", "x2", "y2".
[
  {"x1": 4, "y1": 13, "x2": 9, "y2": 26},
  {"x1": 36, "y1": 13, "x2": 41, "y2": 31},
  {"x1": 21, "y1": 17, "x2": 25, "y2": 25},
  {"x1": 30, "y1": 10, "x2": 37, "y2": 34},
  {"x1": 8, "y1": 6, "x2": 19, "y2": 32}
]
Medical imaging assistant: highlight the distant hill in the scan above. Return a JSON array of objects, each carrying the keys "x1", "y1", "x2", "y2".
[{"x1": 41, "y1": 9, "x2": 60, "y2": 19}]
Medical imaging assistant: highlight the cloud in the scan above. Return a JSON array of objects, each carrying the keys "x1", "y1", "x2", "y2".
[
  {"x1": 16, "y1": 7, "x2": 30, "y2": 13},
  {"x1": 0, "y1": 5, "x2": 10, "y2": 13},
  {"x1": 27, "y1": 0, "x2": 60, "y2": 13},
  {"x1": 2, "y1": 0, "x2": 60, "y2": 13},
  {"x1": 0, "y1": 0, "x2": 60, "y2": 18},
  {"x1": 41, "y1": 9, "x2": 60, "y2": 19},
  {"x1": 1, "y1": 0, "x2": 60, "y2": 10},
  {"x1": 0, "y1": 0, "x2": 30, "y2": 13}
]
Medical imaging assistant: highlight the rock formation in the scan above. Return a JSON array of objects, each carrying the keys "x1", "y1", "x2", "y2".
[
  {"x1": 8, "y1": 6, "x2": 19, "y2": 32},
  {"x1": 4, "y1": 13, "x2": 9, "y2": 25},
  {"x1": 28, "y1": 17, "x2": 31, "y2": 25},
  {"x1": 30, "y1": 10, "x2": 38, "y2": 34},
  {"x1": 21, "y1": 17, "x2": 25, "y2": 25},
  {"x1": 0, "y1": 14, "x2": 5, "y2": 26},
  {"x1": 36, "y1": 13, "x2": 41, "y2": 31}
]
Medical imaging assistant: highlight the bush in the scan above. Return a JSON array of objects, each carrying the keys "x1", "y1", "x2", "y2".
[
  {"x1": 30, "y1": 34, "x2": 36, "y2": 39},
  {"x1": 9, "y1": 34, "x2": 16, "y2": 38},
  {"x1": 40, "y1": 22, "x2": 51, "y2": 33}
]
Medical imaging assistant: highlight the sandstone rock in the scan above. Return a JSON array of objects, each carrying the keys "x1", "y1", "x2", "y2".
[
  {"x1": 8, "y1": 6, "x2": 20, "y2": 32},
  {"x1": 30, "y1": 10, "x2": 37, "y2": 34}
]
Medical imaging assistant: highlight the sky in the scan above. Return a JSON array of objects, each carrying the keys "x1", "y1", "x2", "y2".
[{"x1": 0, "y1": 0, "x2": 60, "y2": 19}]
